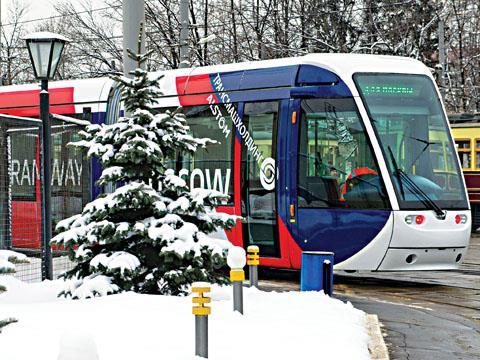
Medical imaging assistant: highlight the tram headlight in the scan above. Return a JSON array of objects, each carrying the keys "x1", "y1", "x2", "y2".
[
  {"x1": 455, "y1": 214, "x2": 467, "y2": 224},
  {"x1": 404, "y1": 215, "x2": 425, "y2": 225}
]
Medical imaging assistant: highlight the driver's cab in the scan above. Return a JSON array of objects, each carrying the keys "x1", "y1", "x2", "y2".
[{"x1": 297, "y1": 97, "x2": 389, "y2": 210}]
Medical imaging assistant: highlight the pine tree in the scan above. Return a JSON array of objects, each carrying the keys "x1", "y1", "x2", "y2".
[{"x1": 51, "y1": 34, "x2": 237, "y2": 298}]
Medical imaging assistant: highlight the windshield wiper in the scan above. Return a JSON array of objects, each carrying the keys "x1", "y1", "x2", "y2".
[
  {"x1": 387, "y1": 146, "x2": 445, "y2": 219},
  {"x1": 408, "y1": 136, "x2": 436, "y2": 169}
]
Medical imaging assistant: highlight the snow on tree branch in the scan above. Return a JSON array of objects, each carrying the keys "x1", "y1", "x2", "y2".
[{"x1": 52, "y1": 45, "x2": 238, "y2": 298}]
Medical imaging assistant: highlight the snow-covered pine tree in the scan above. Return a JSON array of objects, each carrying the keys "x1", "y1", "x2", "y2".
[{"x1": 51, "y1": 36, "x2": 237, "y2": 298}]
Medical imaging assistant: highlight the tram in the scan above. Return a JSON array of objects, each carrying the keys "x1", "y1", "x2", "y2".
[
  {"x1": 450, "y1": 114, "x2": 480, "y2": 230},
  {"x1": 0, "y1": 54, "x2": 471, "y2": 270}
]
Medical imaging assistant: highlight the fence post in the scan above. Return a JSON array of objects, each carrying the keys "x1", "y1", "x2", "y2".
[
  {"x1": 247, "y1": 245, "x2": 259, "y2": 288},
  {"x1": 0, "y1": 124, "x2": 10, "y2": 250},
  {"x1": 192, "y1": 282, "x2": 210, "y2": 358}
]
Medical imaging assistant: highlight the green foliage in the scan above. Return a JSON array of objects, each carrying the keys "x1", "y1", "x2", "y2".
[
  {"x1": 52, "y1": 44, "x2": 237, "y2": 298},
  {"x1": 0, "y1": 268, "x2": 14, "y2": 275},
  {"x1": 0, "y1": 318, "x2": 18, "y2": 333}
]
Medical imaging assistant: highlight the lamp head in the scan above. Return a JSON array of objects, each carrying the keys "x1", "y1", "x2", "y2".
[{"x1": 24, "y1": 32, "x2": 71, "y2": 80}]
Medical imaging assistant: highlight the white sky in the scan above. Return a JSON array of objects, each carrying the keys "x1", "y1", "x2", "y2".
[{"x1": 2, "y1": 0, "x2": 108, "y2": 29}]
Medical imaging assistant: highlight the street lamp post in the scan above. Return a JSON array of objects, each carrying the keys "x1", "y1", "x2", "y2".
[{"x1": 24, "y1": 32, "x2": 70, "y2": 280}]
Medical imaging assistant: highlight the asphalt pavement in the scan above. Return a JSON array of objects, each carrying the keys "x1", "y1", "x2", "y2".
[{"x1": 258, "y1": 235, "x2": 480, "y2": 360}]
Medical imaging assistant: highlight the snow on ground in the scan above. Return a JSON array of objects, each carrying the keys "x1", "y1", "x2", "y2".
[
  {"x1": 0, "y1": 276, "x2": 370, "y2": 360},
  {"x1": 2, "y1": 256, "x2": 75, "y2": 283}
]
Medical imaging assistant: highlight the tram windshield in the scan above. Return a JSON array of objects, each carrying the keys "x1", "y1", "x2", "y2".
[
  {"x1": 355, "y1": 73, "x2": 468, "y2": 210},
  {"x1": 298, "y1": 98, "x2": 389, "y2": 209}
]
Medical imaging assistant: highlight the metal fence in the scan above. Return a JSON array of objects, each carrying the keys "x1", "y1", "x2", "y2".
[{"x1": 0, "y1": 114, "x2": 89, "y2": 282}]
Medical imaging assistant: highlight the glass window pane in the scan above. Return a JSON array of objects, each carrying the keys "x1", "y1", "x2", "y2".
[
  {"x1": 456, "y1": 140, "x2": 471, "y2": 150},
  {"x1": 429, "y1": 142, "x2": 445, "y2": 170},
  {"x1": 355, "y1": 74, "x2": 468, "y2": 210},
  {"x1": 298, "y1": 98, "x2": 389, "y2": 209},
  {"x1": 460, "y1": 153, "x2": 471, "y2": 168},
  {"x1": 181, "y1": 106, "x2": 234, "y2": 204},
  {"x1": 242, "y1": 101, "x2": 278, "y2": 257},
  {"x1": 49, "y1": 42, "x2": 64, "y2": 78},
  {"x1": 30, "y1": 42, "x2": 52, "y2": 78}
]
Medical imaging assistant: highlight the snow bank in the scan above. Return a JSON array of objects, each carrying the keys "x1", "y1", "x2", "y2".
[
  {"x1": 0, "y1": 276, "x2": 66, "y2": 304},
  {"x1": 0, "y1": 279, "x2": 369, "y2": 360},
  {"x1": 0, "y1": 250, "x2": 29, "y2": 273}
]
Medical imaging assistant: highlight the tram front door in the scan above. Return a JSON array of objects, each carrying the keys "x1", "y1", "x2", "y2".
[{"x1": 240, "y1": 101, "x2": 280, "y2": 258}]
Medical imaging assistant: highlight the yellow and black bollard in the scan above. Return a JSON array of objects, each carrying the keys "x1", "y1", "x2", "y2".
[
  {"x1": 227, "y1": 246, "x2": 246, "y2": 314},
  {"x1": 192, "y1": 283, "x2": 211, "y2": 358},
  {"x1": 247, "y1": 245, "x2": 259, "y2": 288},
  {"x1": 230, "y1": 267, "x2": 245, "y2": 314}
]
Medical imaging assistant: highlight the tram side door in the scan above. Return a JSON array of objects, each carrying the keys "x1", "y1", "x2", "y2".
[{"x1": 240, "y1": 101, "x2": 281, "y2": 258}]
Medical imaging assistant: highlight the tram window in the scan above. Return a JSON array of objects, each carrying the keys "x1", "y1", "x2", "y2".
[
  {"x1": 455, "y1": 140, "x2": 471, "y2": 169},
  {"x1": 475, "y1": 140, "x2": 480, "y2": 169},
  {"x1": 298, "y1": 98, "x2": 389, "y2": 209},
  {"x1": 456, "y1": 140, "x2": 470, "y2": 149},
  {"x1": 241, "y1": 101, "x2": 279, "y2": 257},
  {"x1": 180, "y1": 105, "x2": 234, "y2": 204},
  {"x1": 429, "y1": 142, "x2": 445, "y2": 170}
]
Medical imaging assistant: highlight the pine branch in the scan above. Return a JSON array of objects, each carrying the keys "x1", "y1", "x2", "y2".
[{"x1": 0, "y1": 318, "x2": 18, "y2": 332}]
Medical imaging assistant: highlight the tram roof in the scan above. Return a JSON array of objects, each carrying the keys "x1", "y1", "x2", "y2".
[
  {"x1": 160, "y1": 53, "x2": 430, "y2": 77},
  {"x1": 149, "y1": 53, "x2": 433, "y2": 101},
  {"x1": 0, "y1": 54, "x2": 432, "y2": 115},
  {"x1": 0, "y1": 54, "x2": 430, "y2": 96}
]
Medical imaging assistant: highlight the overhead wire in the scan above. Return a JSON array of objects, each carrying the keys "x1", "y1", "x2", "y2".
[{"x1": 0, "y1": 4, "x2": 121, "y2": 28}]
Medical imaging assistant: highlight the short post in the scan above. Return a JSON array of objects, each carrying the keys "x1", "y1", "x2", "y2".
[
  {"x1": 300, "y1": 251, "x2": 335, "y2": 296},
  {"x1": 192, "y1": 282, "x2": 211, "y2": 358},
  {"x1": 247, "y1": 245, "x2": 259, "y2": 288},
  {"x1": 227, "y1": 246, "x2": 246, "y2": 314}
]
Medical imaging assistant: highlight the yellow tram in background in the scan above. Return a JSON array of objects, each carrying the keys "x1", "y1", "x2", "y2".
[{"x1": 450, "y1": 114, "x2": 480, "y2": 230}]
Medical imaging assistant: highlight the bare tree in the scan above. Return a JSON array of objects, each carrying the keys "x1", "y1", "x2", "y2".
[
  {"x1": 1, "y1": 0, "x2": 31, "y2": 84},
  {"x1": 0, "y1": 0, "x2": 473, "y2": 114},
  {"x1": 39, "y1": 0, "x2": 123, "y2": 78},
  {"x1": 443, "y1": 0, "x2": 480, "y2": 113}
]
